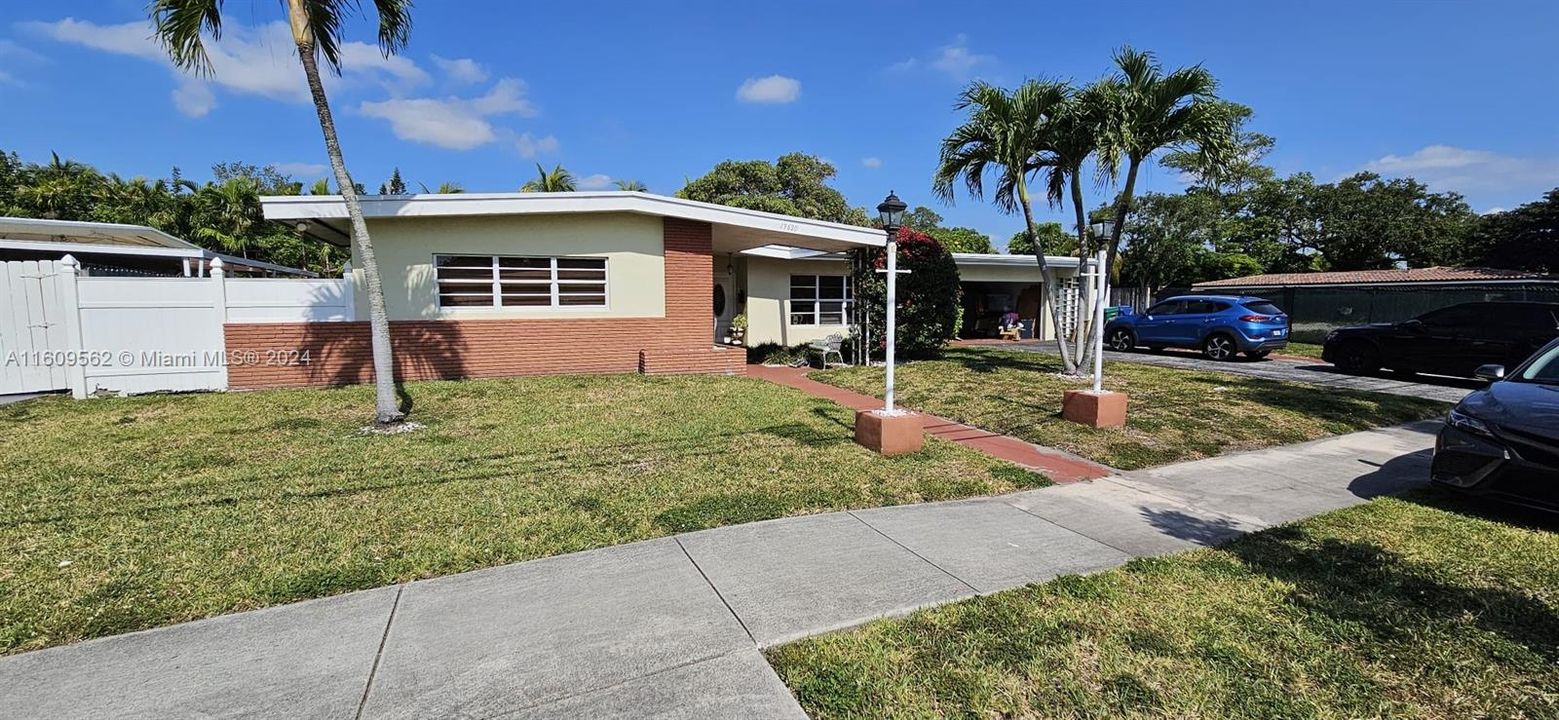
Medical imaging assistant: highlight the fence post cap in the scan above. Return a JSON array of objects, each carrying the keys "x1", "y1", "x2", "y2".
[
  {"x1": 209, "y1": 257, "x2": 225, "y2": 271},
  {"x1": 59, "y1": 254, "x2": 79, "y2": 270}
]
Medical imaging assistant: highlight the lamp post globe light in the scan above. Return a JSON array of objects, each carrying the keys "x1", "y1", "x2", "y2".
[
  {"x1": 876, "y1": 191, "x2": 907, "y2": 413},
  {"x1": 851, "y1": 191, "x2": 924, "y2": 456}
]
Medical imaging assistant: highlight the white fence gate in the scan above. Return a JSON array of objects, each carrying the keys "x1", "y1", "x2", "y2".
[
  {"x1": 0, "y1": 260, "x2": 73, "y2": 394},
  {"x1": 0, "y1": 256, "x2": 352, "y2": 398}
]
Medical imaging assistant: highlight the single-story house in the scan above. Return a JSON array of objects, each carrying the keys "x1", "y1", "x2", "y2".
[
  {"x1": 0, "y1": 216, "x2": 313, "y2": 277},
  {"x1": 1193, "y1": 266, "x2": 1559, "y2": 341},
  {"x1": 251, "y1": 192, "x2": 1085, "y2": 389}
]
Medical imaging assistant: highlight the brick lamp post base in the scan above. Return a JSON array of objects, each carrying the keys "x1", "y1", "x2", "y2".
[
  {"x1": 854, "y1": 409, "x2": 925, "y2": 455},
  {"x1": 1062, "y1": 389, "x2": 1128, "y2": 428}
]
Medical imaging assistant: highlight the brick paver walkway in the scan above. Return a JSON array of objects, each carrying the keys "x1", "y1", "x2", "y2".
[{"x1": 746, "y1": 364, "x2": 1112, "y2": 483}]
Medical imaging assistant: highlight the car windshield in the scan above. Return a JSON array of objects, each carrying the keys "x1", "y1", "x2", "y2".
[
  {"x1": 1242, "y1": 301, "x2": 1283, "y2": 315},
  {"x1": 1515, "y1": 343, "x2": 1559, "y2": 385}
]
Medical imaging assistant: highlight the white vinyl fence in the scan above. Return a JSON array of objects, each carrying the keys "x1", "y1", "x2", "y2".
[{"x1": 0, "y1": 256, "x2": 352, "y2": 398}]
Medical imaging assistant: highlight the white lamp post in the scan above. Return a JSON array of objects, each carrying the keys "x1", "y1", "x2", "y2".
[{"x1": 876, "y1": 191, "x2": 907, "y2": 413}]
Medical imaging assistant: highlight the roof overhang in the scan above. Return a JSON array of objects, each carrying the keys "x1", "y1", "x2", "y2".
[
  {"x1": 952, "y1": 252, "x2": 1089, "y2": 269},
  {"x1": 0, "y1": 216, "x2": 198, "y2": 250},
  {"x1": 0, "y1": 216, "x2": 315, "y2": 276},
  {"x1": 261, "y1": 191, "x2": 887, "y2": 254}
]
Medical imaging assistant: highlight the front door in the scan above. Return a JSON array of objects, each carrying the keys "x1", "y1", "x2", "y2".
[{"x1": 713, "y1": 275, "x2": 734, "y2": 343}]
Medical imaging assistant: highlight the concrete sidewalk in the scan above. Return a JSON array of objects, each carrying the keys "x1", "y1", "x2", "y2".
[{"x1": 0, "y1": 422, "x2": 1440, "y2": 720}]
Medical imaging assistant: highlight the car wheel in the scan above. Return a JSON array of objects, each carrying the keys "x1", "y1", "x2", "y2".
[
  {"x1": 1202, "y1": 333, "x2": 1237, "y2": 361},
  {"x1": 1246, "y1": 350, "x2": 1271, "y2": 360},
  {"x1": 1333, "y1": 341, "x2": 1380, "y2": 375},
  {"x1": 1108, "y1": 328, "x2": 1135, "y2": 352}
]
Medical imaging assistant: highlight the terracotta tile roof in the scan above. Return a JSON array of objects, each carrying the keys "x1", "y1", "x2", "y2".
[{"x1": 1193, "y1": 266, "x2": 1553, "y2": 288}]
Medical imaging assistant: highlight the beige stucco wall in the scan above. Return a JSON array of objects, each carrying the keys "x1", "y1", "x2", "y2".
[
  {"x1": 349, "y1": 213, "x2": 666, "y2": 321},
  {"x1": 744, "y1": 256, "x2": 852, "y2": 346}
]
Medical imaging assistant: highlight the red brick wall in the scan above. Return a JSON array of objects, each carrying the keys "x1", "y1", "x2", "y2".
[{"x1": 225, "y1": 217, "x2": 745, "y2": 390}]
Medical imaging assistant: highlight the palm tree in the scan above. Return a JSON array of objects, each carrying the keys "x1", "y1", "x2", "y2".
[
  {"x1": 309, "y1": 178, "x2": 332, "y2": 196},
  {"x1": 1094, "y1": 46, "x2": 1237, "y2": 278},
  {"x1": 613, "y1": 179, "x2": 648, "y2": 192},
  {"x1": 151, "y1": 0, "x2": 412, "y2": 426},
  {"x1": 418, "y1": 181, "x2": 464, "y2": 194},
  {"x1": 520, "y1": 164, "x2": 576, "y2": 192},
  {"x1": 1037, "y1": 85, "x2": 1110, "y2": 367},
  {"x1": 191, "y1": 178, "x2": 263, "y2": 257},
  {"x1": 934, "y1": 79, "x2": 1082, "y2": 373}
]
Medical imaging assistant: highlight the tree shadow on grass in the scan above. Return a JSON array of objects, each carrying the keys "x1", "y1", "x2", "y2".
[
  {"x1": 1225, "y1": 526, "x2": 1559, "y2": 665},
  {"x1": 939, "y1": 347, "x2": 1061, "y2": 375}
]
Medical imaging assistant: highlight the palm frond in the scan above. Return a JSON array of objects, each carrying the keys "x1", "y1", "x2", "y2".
[{"x1": 148, "y1": 0, "x2": 223, "y2": 75}]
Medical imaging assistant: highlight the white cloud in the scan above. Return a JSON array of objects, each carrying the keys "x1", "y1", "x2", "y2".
[
  {"x1": 172, "y1": 79, "x2": 216, "y2": 117},
  {"x1": 515, "y1": 132, "x2": 560, "y2": 158},
  {"x1": 1482, "y1": 207, "x2": 1507, "y2": 215},
  {"x1": 431, "y1": 55, "x2": 487, "y2": 85},
  {"x1": 274, "y1": 162, "x2": 329, "y2": 177},
  {"x1": 1361, "y1": 144, "x2": 1559, "y2": 195},
  {"x1": 861, "y1": 157, "x2": 882, "y2": 168},
  {"x1": 0, "y1": 39, "x2": 47, "y2": 63},
  {"x1": 576, "y1": 174, "x2": 613, "y2": 190},
  {"x1": 930, "y1": 34, "x2": 994, "y2": 81},
  {"x1": 24, "y1": 17, "x2": 430, "y2": 115},
  {"x1": 359, "y1": 78, "x2": 536, "y2": 150},
  {"x1": 736, "y1": 74, "x2": 801, "y2": 104},
  {"x1": 885, "y1": 58, "x2": 917, "y2": 73}
]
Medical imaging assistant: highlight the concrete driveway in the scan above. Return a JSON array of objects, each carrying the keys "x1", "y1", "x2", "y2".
[{"x1": 990, "y1": 343, "x2": 1477, "y2": 404}]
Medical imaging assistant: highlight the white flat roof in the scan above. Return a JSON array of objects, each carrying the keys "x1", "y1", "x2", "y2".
[
  {"x1": 952, "y1": 252, "x2": 1090, "y2": 269},
  {"x1": 0, "y1": 216, "x2": 315, "y2": 276},
  {"x1": 0, "y1": 216, "x2": 197, "y2": 250},
  {"x1": 261, "y1": 191, "x2": 887, "y2": 253}
]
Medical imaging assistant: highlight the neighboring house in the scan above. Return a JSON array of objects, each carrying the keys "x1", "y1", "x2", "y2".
[
  {"x1": 1194, "y1": 266, "x2": 1559, "y2": 341},
  {"x1": 256, "y1": 192, "x2": 1093, "y2": 390},
  {"x1": 0, "y1": 216, "x2": 313, "y2": 277}
]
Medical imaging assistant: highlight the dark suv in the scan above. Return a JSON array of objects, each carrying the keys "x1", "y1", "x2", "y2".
[{"x1": 1323, "y1": 301, "x2": 1559, "y2": 378}]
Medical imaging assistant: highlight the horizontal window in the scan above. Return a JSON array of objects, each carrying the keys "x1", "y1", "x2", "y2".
[
  {"x1": 435, "y1": 255, "x2": 607, "y2": 309},
  {"x1": 789, "y1": 274, "x2": 852, "y2": 326}
]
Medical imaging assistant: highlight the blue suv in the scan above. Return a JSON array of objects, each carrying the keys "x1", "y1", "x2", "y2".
[{"x1": 1104, "y1": 295, "x2": 1290, "y2": 360}]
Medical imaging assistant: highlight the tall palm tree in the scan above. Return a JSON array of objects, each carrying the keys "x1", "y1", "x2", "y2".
[
  {"x1": 417, "y1": 181, "x2": 464, "y2": 194},
  {"x1": 192, "y1": 178, "x2": 263, "y2": 257},
  {"x1": 934, "y1": 79, "x2": 1081, "y2": 373},
  {"x1": 1095, "y1": 46, "x2": 1238, "y2": 278},
  {"x1": 520, "y1": 164, "x2": 576, "y2": 192},
  {"x1": 613, "y1": 179, "x2": 648, "y2": 192},
  {"x1": 151, "y1": 0, "x2": 412, "y2": 426},
  {"x1": 1037, "y1": 85, "x2": 1110, "y2": 367}
]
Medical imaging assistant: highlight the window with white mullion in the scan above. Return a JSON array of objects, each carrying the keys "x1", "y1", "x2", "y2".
[
  {"x1": 437, "y1": 254, "x2": 608, "y2": 309},
  {"x1": 789, "y1": 274, "x2": 852, "y2": 326}
]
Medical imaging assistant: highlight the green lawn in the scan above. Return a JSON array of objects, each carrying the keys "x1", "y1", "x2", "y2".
[
  {"x1": 1281, "y1": 341, "x2": 1326, "y2": 360},
  {"x1": 0, "y1": 374, "x2": 1047, "y2": 655},
  {"x1": 815, "y1": 347, "x2": 1446, "y2": 470},
  {"x1": 770, "y1": 494, "x2": 1559, "y2": 719}
]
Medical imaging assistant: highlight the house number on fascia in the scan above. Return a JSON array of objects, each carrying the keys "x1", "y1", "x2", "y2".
[{"x1": 778, "y1": 222, "x2": 799, "y2": 232}]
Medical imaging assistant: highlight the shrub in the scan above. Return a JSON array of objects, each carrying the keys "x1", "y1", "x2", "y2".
[{"x1": 852, "y1": 227, "x2": 962, "y2": 359}]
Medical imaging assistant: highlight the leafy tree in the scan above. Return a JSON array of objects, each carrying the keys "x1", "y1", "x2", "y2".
[
  {"x1": 613, "y1": 179, "x2": 648, "y2": 191},
  {"x1": 1470, "y1": 188, "x2": 1559, "y2": 272},
  {"x1": 1006, "y1": 223, "x2": 1072, "y2": 255},
  {"x1": 934, "y1": 79, "x2": 1083, "y2": 373},
  {"x1": 151, "y1": 0, "x2": 415, "y2": 426},
  {"x1": 1095, "y1": 47, "x2": 1239, "y2": 279},
  {"x1": 1306, "y1": 172, "x2": 1475, "y2": 270},
  {"x1": 520, "y1": 163, "x2": 576, "y2": 192},
  {"x1": 1117, "y1": 192, "x2": 1215, "y2": 293},
  {"x1": 678, "y1": 153, "x2": 869, "y2": 225},
  {"x1": 309, "y1": 178, "x2": 332, "y2": 195},
  {"x1": 903, "y1": 206, "x2": 944, "y2": 230},
  {"x1": 852, "y1": 227, "x2": 962, "y2": 359},
  {"x1": 212, "y1": 161, "x2": 302, "y2": 195},
  {"x1": 930, "y1": 227, "x2": 994, "y2": 253}
]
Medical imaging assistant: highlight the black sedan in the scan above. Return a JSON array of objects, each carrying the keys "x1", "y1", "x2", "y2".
[
  {"x1": 1432, "y1": 339, "x2": 1559, "y2": 513},
  {"x1": 1323, "y1": 301, "x2": 1559, "y2": 378}
]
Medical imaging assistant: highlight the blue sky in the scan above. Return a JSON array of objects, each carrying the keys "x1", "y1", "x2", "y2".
[{"x1": 3, "y1": 1, "x2": 1556, "y2": 250}]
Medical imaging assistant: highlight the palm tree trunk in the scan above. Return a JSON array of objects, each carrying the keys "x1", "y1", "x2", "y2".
[
  {"x1": 1106, "y1": 157, "x2": 1143, "y2": 281},
  {"x1": 292, "y1": 23, "x2": 403, "y2": 425},
  {"x1": 1018, "y1": 182, "x2": 1078, "y2": 374},
  {"x1": 1069, "y1": 171, "x2": 1091, "y2": 368}
]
